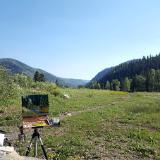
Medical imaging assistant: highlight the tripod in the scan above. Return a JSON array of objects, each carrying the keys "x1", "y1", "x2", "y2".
[{"x1": 25, "y1": 128, "x2": 48, "y2": 160}]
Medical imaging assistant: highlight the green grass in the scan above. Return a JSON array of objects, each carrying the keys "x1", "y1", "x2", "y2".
[{"x1": 0, "y1": 89, "x2": 160, "y2": 159}]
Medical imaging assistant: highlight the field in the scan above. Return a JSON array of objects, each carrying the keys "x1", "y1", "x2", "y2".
[{"x1": 0, "y1": 88, "x2": 160, "y2": 160}]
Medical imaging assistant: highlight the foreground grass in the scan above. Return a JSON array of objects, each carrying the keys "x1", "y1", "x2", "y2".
[{"x1": 0, "y1": 89, "x2": 160, "y2": 159}]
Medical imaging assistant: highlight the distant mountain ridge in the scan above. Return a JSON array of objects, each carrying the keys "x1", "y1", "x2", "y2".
[{"x1": 0, "y1": 58, "x2": 89, "y2": 87}]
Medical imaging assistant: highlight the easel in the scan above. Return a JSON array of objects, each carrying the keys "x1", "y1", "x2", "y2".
[{"x1": 25, "y1": 127, "x2": 48, "y2": 160}]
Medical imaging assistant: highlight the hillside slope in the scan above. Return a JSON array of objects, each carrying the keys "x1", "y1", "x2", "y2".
[
  {"x1": 91, "y1": 67, "x2": 113, "y2": 82},
  {"x1": 0, "y1": 58, "x2": 88, "y2": 87},
  {"x1": 91, "y1": 54, "x2": 160, "y2": 84}
]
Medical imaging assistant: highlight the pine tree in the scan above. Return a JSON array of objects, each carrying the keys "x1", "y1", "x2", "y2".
[
  {"x1": 33, "y1": 71, "x2": 45, "y2": 82},
  {"x1": 34, "y1": 71, "x2": 39, "y2": 82},
  {"x1": 39, "y1": 73, "x2": 45, "y2": 82},
  {"x1": 155, "y1": 69, "x2": 160, "y2": 91},
  {"x1": 55, "y1": 79, "x2": 60, "y2": 87}
]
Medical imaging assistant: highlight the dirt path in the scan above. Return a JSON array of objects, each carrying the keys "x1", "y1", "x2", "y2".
[
  {"x1": 58, "y1": 102, "x2": 118, "y2": 120},
  {"x1": 57, "y1": 94, "x2": 132, "y2": 120}
]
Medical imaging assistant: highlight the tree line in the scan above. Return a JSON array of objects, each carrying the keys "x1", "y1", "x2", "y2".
[
  {"x1": 99, "y1": 54, "x2": 160, "y2": 83},
  {"x1": 88, "y1": 54, "x2": 160, "y2": 92},
  {"x1": 88, "y1": 68, "x2": 160, "y2": 92}
]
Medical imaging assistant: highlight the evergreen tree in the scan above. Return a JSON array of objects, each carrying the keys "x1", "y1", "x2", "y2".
[
  {"x1": 33, "y1": 71, "x2": 45, "y2": 82},
  {"x1": 34, "y1": 71, "x2": 39, "y2": 82},
  {"x1": 55, "y1": 79, "x2": 60, "y2": 87},
  {"x1": 131, "y1": 77, "x2": 136, "y2": 92},
  {"x1": 39, "y1": 73, "x2": 45, "y2": 82}
]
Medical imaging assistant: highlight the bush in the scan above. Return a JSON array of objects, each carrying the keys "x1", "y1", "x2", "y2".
[
  {"x1": 45, "y1": 83, "x2": 61, "y2": 96},
  {"x1": 0, "y1": 67, "x2": 18, "y2": 106},
  {"x1": 14, "y1": 74, "x2": 33, "y2": 88},
  {"x1": 31, "y1": 81, "x2": 61, "y2": 96}
]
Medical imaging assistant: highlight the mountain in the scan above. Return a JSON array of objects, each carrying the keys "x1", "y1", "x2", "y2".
[
  {"x1": 0, "y1": 58, "x2": 89, "y2": 87},
  {"x1": 90, "y1": 54, "x2": 160, "y2": 85},
  {"x1": 91, "y1": 67, "x2": 113, "y2": 82}
]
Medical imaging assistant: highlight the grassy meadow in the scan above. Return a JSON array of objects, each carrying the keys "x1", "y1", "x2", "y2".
[{"x1": 0, "y1": 88, "x2": 160, "y2": 160}]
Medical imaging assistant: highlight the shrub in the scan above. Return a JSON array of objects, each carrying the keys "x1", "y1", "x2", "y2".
[
  {"x1": 31, "y1": 81, "x2": 61, "y2": 96},
  {"x1": 14, "y1": 74, "x2": 33, "y2": 88},
  {"x1": 0, "y1": 67, "x2": 18, "y2": 106}
]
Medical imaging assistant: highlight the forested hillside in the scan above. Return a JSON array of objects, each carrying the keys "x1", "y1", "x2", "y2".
[
  {"x1": 0, "y1": 58, "x2": 88, "y2": 87},
  {"x1": 91, "y1": 67, "x2": 113, "y2": 81},
  {"x1": 89, "y1": 54, "x2": 160, "y2": 92}
]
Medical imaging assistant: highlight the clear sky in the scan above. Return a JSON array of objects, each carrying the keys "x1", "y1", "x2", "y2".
[{"x1": 0, "y1": 0, "x2": 160, "y2": 80}]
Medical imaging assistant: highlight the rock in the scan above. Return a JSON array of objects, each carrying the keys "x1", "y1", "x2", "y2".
[
  {"x1": 0, "y1": 147, "x2": 22, "y2": 160},
  {"x1": 63, "y1": 94, "x2": 70, "y2": 99},
  {"x1": 0, "y1": 133, "x2": 5, "y2": 146},
  {"x1": 48, "y1": 118, "x2": 60, "y2": 126},
  {"x1": 0, "y1": 147, "x2": 43, "y2": 160},
  {"x1": 67, "y1": 113, "x2": 72, "y2": 116}
]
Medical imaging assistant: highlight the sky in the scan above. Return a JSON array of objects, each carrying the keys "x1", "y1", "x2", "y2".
[{"x1": 0, "y1": 0, "x2": 160, "y2": 80}]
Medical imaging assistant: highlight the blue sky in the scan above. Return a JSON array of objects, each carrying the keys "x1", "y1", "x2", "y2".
[{"x1": 0, "y1": 0, "x2": 160, "y2": 80}]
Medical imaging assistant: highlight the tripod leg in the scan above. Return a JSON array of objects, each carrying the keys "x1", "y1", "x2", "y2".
[
  {"x1": 34, "y1": 137, "x2": 38, "y2": 157},
  {"x1": 39, "y1": 137, "x2": 48, "y2": 160},
  {"x1": 26, "y1": 138, "x2": 33, "y2": 156}
]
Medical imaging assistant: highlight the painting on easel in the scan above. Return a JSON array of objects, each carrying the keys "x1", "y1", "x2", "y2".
[{"x1": 22, "y1": 94, "x2": 49, "y2": 128}]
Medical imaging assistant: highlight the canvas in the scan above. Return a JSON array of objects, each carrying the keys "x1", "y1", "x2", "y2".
[{"x1": 22, "y1": 95, "x2": 49, "y2": 128}]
